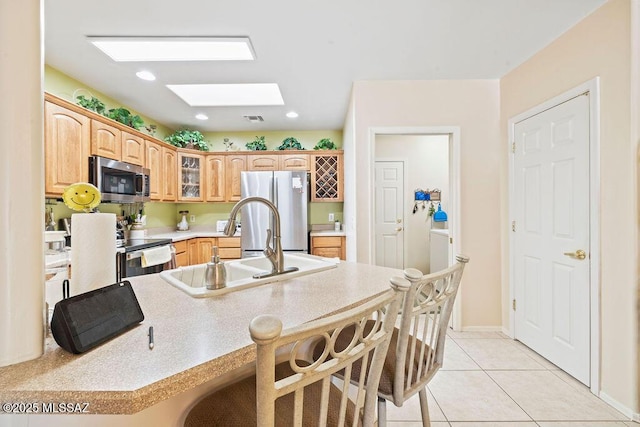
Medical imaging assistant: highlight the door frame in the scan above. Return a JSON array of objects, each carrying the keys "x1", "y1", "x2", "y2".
[
  {"x1": 374, "y1": 158, "x2": 408, "y2": 269},
  {"x1": 369, "y1": 126, "x2": 461, "y2": 330},
  {"x1": 507, "y1": 77, "x2": 601, "y2": 394}
]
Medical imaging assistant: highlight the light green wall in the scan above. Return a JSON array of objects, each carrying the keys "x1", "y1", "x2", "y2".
[
  {"x1": 203, "y1": 131, "x2": 342, "y2": 151},
  {"x1": 44, "y1": 65, "x2": 173, "y2": 140},
  {"x1": 309, "y1": 202, "x2": 343, "y2": 225}
]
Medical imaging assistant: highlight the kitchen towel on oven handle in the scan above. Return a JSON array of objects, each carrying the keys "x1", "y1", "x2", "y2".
[{"x1": 141, "y1": 245, "x2": 172, "y2": 268}]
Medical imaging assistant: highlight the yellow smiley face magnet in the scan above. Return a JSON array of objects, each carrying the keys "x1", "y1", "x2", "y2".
[{"x1": 62, "y1": 182, "x2": 102, "y2": 212}]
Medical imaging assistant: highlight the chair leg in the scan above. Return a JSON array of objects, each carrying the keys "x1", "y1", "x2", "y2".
[
  {"x1": 418, "y1": 388, "x2": 431, "y2": 426},
  {"x1": 377, "y1": 397, "x2": 387, "y2": 427}
]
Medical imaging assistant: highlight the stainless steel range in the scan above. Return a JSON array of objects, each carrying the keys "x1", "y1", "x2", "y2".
[{"x1": 117, "y1": 238, "x2": 174, "y2": 279}]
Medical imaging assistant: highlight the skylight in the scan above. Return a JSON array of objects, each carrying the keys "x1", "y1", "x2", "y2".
[
  {"x1": 166, "y1": 84, "x2": 284, "y2": 106},
  {"x1": 89, "y1": 37, "x2": 255, "y2": 62}
]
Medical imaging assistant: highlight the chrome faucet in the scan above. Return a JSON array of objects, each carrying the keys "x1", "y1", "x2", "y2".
[{"x1": 224, "y1": 196, "x2": 299, "y2": 279}]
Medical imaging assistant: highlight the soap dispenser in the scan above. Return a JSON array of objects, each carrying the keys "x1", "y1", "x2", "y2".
[{"x1": 205, "y1": 246, "x2": 227, "y2": 290}]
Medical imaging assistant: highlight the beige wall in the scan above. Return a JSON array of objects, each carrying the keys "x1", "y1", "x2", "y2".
[
  {"x1": 376, "y1": 135, "x2": 449, "y2": 273},
  {"x1": 500, "y1": 0, "x2": 637, "y2": 413},
  {"x1": 345, "y1": 79, "x2": 501, "y2": 328}
]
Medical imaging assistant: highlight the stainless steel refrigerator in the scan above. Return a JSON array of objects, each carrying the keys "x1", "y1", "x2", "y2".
[{"x1": 240, "y1": 171, "x2": 309, "y2": 258}]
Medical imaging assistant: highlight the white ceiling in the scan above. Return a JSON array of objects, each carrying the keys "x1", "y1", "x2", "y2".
[{"x1": 44, "y1": 0, "x2": 606, "y2": 132}]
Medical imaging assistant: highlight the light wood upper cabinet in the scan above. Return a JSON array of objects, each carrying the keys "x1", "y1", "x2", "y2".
[
  {"x1": 225, "y1": 154, "x2": 246, "y2": 202},
  {"x1": 280, "y1": 154, "x2": 310, "y2": 170},
  {"x1": 162, "y1": 147, "x2": 177, "y2": 202},
  {"x1": 247, "y1": 154, "x2": 279, "y2": 171},
  {"x1": 205, "y1": 155, "x2": 225, "y2": 202},
  {"x1": 177, "y1": 152, "x2": 204, "y2": 202},
  {"x1": 145, "y1": 140, "x2": 162, "y2": 201},
  {"x1": 91, "y1": 120, "x2": 122, "y2": 160},
  {"x1": 122, "y1": 131, "x2": 145, "y2": 166},
  {"x1": 44, "y1": 101, "x2": 91, "y2": 196},
  {"x1": 311, "y1": 152, "x2": 344, "y2": 202}
]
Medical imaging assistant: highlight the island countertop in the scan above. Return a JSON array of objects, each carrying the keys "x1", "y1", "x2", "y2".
[{"x1": 0, "y1": 261, "x2": 401, "y2": 415}]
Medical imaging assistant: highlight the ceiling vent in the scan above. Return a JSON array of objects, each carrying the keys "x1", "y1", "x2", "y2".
[{"x1": 244, "y1": 115, "x2": 264, "y2": 122}]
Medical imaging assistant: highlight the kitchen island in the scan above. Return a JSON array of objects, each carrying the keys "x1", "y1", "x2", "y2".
[{"x1": 0, "y1": 260, "x2": 401, "y2": 426}]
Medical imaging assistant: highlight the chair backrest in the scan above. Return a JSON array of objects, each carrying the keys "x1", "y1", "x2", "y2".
[
  {"x1": 251, "y1": 277, "x2": 409, "y2": 427},
  {"x1": 392, "y1": 254, "x2": 469, "y2": 406}
]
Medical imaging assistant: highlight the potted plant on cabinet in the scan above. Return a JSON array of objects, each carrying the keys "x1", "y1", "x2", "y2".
[
  {"x1": 245, "y1": 136, "x2": 267, "y2": 151},
  {"x1": 105, "y1": 108, "x2": 145, "y2": 130},
  {"x1": 165, "y1": 129, "x2": 210, "y2": 151},
  {"x1": 76, "y1": 95, "x2": 106, "y2": 115},
  {"x1": 314, "y1": 138, "x2": 337, "y2": 150},
  {"x1": 277, "y1": 137, "x2": 305, "y2": 150}
]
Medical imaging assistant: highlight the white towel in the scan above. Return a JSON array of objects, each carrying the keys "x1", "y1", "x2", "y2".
[{"x1": 141, "y1": 246, "x2": 172, "y2": 268}]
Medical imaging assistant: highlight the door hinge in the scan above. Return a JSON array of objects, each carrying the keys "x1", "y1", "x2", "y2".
[
  {"x1": 512, "y1": 299, "x2": 516, "y2": 311},
  {"x1": 449, "y1": 237, "x2": 453, "y2": 244},
  {"x1": 512, "y1": 142, "x2": 516, "y2": 153},
  {"x1": 511, "y1": 221, "x2": 516, "y2": 232}
]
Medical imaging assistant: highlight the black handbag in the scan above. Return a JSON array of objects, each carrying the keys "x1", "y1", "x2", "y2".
[{"x1": 50, "y1": 280, "x2": 144, "y2": 354}]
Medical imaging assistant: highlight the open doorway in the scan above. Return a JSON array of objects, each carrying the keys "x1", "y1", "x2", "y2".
[
  {"x1": 369, "y1": 127, "x2": 461, "y2": 329},
  {"x1": 374, "y1": 135, "x2": 449, "y2": 273}
]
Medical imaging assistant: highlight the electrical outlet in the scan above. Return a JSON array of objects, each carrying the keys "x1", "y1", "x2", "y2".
[
  {"x1": 328, "y1": 213, "x2": 334, "y2": 222},
  {"x1": 190, "y1": 215, "x2": 196, "y2": 223}
]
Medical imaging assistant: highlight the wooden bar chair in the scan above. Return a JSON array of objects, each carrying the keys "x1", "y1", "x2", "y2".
[
  {"x1": 324, "y1": 255, "x2": 469, "y2": 427},
  {"x1": 184, "y1": 276, "x2": 410, "y2": 427}
]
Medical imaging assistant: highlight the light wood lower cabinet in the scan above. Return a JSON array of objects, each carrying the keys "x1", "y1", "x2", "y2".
[
  {"x1": 217, "y1": 237, "x2": 241, "y2": 260},
  {"x1": 311, "y1": 236, "x2": 345, "y2": 260},
  {"x1": 183, "y1": 237, "x2": 242, "y2": 265},
  {"x1": 174, "y1": 240, "x2": 188, "y2": 267}
]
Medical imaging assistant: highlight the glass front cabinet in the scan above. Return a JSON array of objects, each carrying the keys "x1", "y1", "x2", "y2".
[{"x1": 177, "y1": 152, "x2": 204, "y2": 201}]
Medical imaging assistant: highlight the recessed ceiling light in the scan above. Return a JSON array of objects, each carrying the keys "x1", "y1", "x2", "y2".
[
  {"x1": 286, "y1": 111, "x2": 299, "y2": 118},
  {"x1": 136, "y1": 70, "x2": 156, "y2": 81},
  {"x1": 195, "y1": 113, "x2": 209, "y2": 120},
  {"x1": 88, "y1": 37, "x2": 255, "y2": 62},
  {"x1": 167, "y1": 83, "x2": 284, "y2": 106}
]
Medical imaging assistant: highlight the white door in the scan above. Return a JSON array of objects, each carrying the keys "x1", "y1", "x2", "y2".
[
  {"x1": 374, "y1": 161, "x2": 404, "y2": 268},
  {"x1": 513, "y1": 94, "x2": 590, "y2": 385}
]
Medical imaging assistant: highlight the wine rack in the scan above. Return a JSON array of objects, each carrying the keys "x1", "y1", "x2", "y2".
[{"x1": 311, "y1": 152, "x2": 343, "y2": 202}]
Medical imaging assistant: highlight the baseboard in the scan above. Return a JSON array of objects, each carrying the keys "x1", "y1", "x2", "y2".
[
  {"x1": 501, "y1": 326, "x2": 513, "y2": 338},
  {"x1": 460, "y1": 326, "x2": 503, "y2": 332},
  {"x1": 599, "y1": 390, "x2": 637, "y2": 421}
]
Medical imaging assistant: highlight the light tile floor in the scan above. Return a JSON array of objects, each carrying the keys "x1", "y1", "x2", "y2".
[{"x1": 387, "y1": 331, "x2": 634, "y2": 427}]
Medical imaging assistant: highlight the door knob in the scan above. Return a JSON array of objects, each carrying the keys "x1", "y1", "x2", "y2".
[
  {"x1": 563, "y1": 249, "x2": 586, "y2": 260},
  {"x1": 395, "y1": 227, "x2": 403, "y2": 232}
]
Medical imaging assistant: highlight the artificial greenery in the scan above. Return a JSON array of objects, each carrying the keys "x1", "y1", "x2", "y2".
[
  {"x1": 165, "y1": 129, "x2": 210, "y2": 151},
  {"x1": 245, "y1": 136, "x2": 267, "y2": 151},
  {"x1": 105, "y1": 108, "x2": 145, "y2": 130},
  {"x1": 277, "y1": 137, "x2": 305, "y2": 150},
  {"x1": 314, "y1": 138, "x2": 337, "y2": 150},
  {"x1": 76, "y1": 95, "x2": 106, "y2": 115}
]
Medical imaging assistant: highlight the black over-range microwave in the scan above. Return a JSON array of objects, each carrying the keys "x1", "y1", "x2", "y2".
[{"x1": 89, "y1": 156, "x2": 150, "y2": 203}]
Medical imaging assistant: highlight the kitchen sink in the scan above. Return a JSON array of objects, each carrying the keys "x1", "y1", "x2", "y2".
[{"x1": 159, "y1": 253, "x2": 340, "y2": 297}]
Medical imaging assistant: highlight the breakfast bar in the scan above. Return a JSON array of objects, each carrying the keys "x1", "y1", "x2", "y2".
[{"x1": 0, "y1": 261, "x2": 400, "y2": 425}]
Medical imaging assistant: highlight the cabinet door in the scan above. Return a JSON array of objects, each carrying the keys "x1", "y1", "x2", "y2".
[
  {"x1": 205, "y1": 155, "x2": 225, "y2": 202},
  {"x1": 162, "y1": 147, "x2": 177, "y2": 202},
  {"x1": 178, "y1": 153, "x2": 204, "y2": 202},
  {"x1": 280, "y1": 154, "x2": 310, "y2": 170},
  {"x1": 311, "y1": 152, "x2": 344, "y2": 202},
  {"x1": 122, "y1": 131, "x2": 145, "y2": 166},
  {"x1": 197, "y1": 238, "x2": 216, "y2": 264},
  {"x1": 44, "y1": 101, "x2": 91, "y2": 196},
  {"x1": 175, "y1": 251, "x2": 189, "y2": 267},
  {"x1": 187, "y1": 239, "x2": 199, "y2": 265},
  {"x1": 312, "y1": 247, "x2": 342, "y2": 259},
  {"x1": 247, "y1": 154, "x2": 279, "y2": 171},
  {"x1": 91, "y1": 120, "x2": 122, "y2": 160},
  {"x1": 225, "y1": 155, "x2": 246, "y2": 202},
  {"x1": 145, "y1": 140, "x2": 162, "y2": 201}
]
